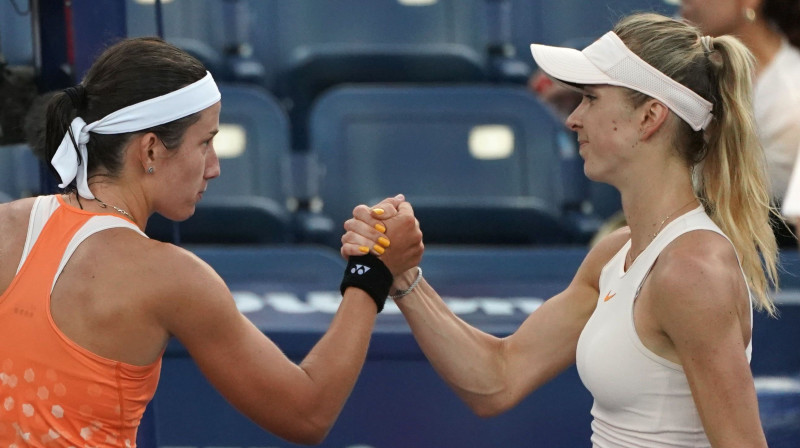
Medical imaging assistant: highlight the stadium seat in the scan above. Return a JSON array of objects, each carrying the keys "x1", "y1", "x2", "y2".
[
  {"x1": 278, "y1": 43, "x2": 486, "y2": 151},
  {"x1": 0, "y1": 0, "x2": 33, "y2": 65},
  {"x1": 206, "y1": 83, "x2": 291, "y2": 202},
  {"x1": 145, "y1": 196, "x2": 293, "y2": 245},
  {"x1": 508, "y1": 0, "x2": 678, "y2": 59},
  {"x1": 0, "y1": 144, "x2": 41, "y2": 199},
  {"x1": 309, "y1": 85, "x2": 578, "y2": 245}
]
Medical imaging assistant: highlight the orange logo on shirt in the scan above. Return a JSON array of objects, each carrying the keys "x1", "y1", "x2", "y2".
[{"x1": 603, "y1": 291, "x2": 616, "y2": 302}]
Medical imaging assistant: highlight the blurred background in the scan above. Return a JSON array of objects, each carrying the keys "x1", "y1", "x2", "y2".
[{"x1": 1, "y1": 1, "x2": 798, "y2": 447}]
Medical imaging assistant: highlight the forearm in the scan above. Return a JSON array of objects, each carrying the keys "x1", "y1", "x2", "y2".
[
  {"x1": 395, "y1": 274, "x2": 510, "y2": 415},
  {"x1": 295, "y1": 289, "x2": 377, "y2": 437}
]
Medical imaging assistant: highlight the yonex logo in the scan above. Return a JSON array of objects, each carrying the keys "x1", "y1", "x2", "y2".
[{"x1": 351, "y1": 264, "x2": 371, "y2": 275}]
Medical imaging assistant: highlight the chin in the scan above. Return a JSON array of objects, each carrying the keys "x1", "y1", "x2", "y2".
[{"x1": 159, "y1": 205, "x2": 197, "y2": 223}]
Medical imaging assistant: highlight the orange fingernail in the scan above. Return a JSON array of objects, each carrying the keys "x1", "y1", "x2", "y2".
[
  {"x1": 359, "y1": 246, "x2": 369, "y2": 254},
  {"x1": 372, "y1": 208, "x2": 385, "y2": 215},
  {"x1": 378, "y1": 237, "x2": 391, "y2": 248},
  {"x1": 374, "y1": 223, "x2": 386, "y2": 233},
  {"x1": 373, "y1": 244, "x2": 385, "y2": 255}
]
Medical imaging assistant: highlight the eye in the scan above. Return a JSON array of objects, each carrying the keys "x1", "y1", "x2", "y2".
[{"x1": 583, "y1": 93, "x2": 597, "y2": 102}]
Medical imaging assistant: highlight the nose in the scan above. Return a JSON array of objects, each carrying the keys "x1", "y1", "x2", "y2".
[
  {"x1": 565, "y1": 105, "x2": 582, "y2": 131},
  {"x1": 205, "y1": 146, "x2": 221, "y2": 180}
]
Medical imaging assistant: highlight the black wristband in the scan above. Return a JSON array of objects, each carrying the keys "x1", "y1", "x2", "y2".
[{"x1": 340, "y1": 254, "x2": 393, "y2": 313}]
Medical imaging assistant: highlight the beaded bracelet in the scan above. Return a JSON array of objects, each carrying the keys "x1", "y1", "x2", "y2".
[{"x1": 389, "y1": 267, "x2": 423, "y2": 300}]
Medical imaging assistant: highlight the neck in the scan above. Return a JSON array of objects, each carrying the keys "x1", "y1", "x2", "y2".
[
  {"x1": 736, "y1": 21, "x2": 784, "y2": 74},
  {"x1": 621, "y1": 177, "x2": 698, "y2": 267},
  {"x1": 76, "y1": 182, "x2": 146, "y2": 230}
]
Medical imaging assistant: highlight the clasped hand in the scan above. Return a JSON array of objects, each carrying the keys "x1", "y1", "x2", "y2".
[{"x1": 340, "y1": 194, "x2": 424, "y2": 279}]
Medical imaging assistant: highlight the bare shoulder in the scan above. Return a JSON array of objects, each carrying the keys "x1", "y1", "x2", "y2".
[
  {"x1": 86, "y1": 229, "x2": 233, "y2": 324},
  {"x1": 0, "y1": 197, "x2": 36, "y2": 227},
  {"x1": 0, "y1": 198, "x2": 37, "y2": 284},
  {"x1": 649, "y1": 230, "x2": 747, "y2": 329},
  {"x1": 124, "y1": 232, "x2": 226, "y2": 296}
]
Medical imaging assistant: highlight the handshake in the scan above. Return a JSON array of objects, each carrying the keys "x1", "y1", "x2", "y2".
[{"x1": 338, "y1": 194, "x2": 425, "y2": 312}]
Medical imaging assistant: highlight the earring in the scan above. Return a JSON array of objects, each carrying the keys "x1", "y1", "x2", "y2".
[
  {"x1": 744, "y1": 7, "x2": 756, "y2": 23},
  {"x1": 147, "y1": 166, "x2": 155, "y2": 174}
]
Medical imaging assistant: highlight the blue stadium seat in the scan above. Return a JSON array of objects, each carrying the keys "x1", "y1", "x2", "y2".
[
  {"x1": 309, "y1": 85, "x2": 577, "y2": 245},
  {"x1": 145, "y1": 196, "x2": 293, "y2": 245},
  {"x1": 0, "y1": 0, "x2": 33, "y2": 65},
  {"x1": 278, "y1": 43, "x2": 486, "y2": 151},
  {"x1": 208, "y1": 83, "x2": 291, "y2": 202},
  {"x1": 508, "y1": 0, "x2": 678, "y2": 60},
  {"x1": 0, "y1": 144, "x2": 41, "y2": 199}
]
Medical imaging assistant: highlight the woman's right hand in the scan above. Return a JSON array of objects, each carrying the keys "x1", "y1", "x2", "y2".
[{"x1": 341, "y1": 195, "x2": 424, "y2": 277}]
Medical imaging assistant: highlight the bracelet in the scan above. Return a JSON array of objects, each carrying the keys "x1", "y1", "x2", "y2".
[
  {"x1": 389, "y1": 267, "x2": 423, "y2": 300},
  {"x1": 340, "y1": 254, "x2": 393, "y2": 313}
]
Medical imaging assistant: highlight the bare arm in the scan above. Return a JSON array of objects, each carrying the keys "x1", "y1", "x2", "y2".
[
  {"x1": 343, "y1": 204, "x2": 629, "y2": 416},
  {"x1": 150, "y1": 245, "x2": 412, "y2": 445},
  {"x1": 651, "y1": 233, "x2": 767, "y2": 447},
  {"x1": 391, "y1": 233, "x2": 622, "y2": 416}
]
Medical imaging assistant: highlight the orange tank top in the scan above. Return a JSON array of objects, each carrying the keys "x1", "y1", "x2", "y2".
[{"x1": 0, "y1": 195, "x2": 161, "y2": 447}]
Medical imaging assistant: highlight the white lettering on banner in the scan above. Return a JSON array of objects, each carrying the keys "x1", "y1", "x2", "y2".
[{"x1": 232, "y1": 290, "x2": 545, "y2": 316}]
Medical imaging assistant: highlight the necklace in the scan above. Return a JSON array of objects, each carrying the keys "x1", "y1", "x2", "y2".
[
  {"x1": 626, "y1": 198, "x2": 698, "y2": 266},
  {"x1": 94, "y1": 197, "x2": 134, "y2": 221}
]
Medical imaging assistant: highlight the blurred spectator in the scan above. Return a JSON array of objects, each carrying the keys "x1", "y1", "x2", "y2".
[
  {"x1": 678, "y1": 0, "x2": 800, "y2": 246},
  {"x1": 782, "y1": 141, "x2": 800, "y2": 248}
]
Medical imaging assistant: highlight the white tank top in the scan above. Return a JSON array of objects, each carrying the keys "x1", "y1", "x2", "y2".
[{"x1": 575, "y1": 207, "x2": 752, "y2": 448}]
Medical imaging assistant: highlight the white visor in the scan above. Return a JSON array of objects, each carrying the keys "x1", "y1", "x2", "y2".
[
  {"x1": 51, "y1": 71, "x2": 221, "y2": 199},
  {"x1": 530, "y1": 32, "x2": 713, "y2": 132}
]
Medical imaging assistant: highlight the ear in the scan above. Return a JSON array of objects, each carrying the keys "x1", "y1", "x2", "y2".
[
  {"x1": 745, "y1": 0, "x2": 763, "y2": 13},
  {"x1": 638, "y1": 99, "x2": 670, "y2": 141},
  {"x1": 133, "y1": 132, "x2": 164, "y2": 172}
]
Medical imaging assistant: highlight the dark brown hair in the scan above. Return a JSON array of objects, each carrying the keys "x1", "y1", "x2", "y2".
[{"x1": 42, "y1": 37, "x2": 207, "y2": 182}]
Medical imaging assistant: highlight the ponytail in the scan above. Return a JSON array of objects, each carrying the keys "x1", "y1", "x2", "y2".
[
  {"x1": 698, "y1": 35, "x2": 778, "y2": 316},
  {"x1": 43, "y1": 91, "x2": 81, "y2": 184},
  {"x1": 615, "y1": 13, "x2": 778, "y2": 315}
]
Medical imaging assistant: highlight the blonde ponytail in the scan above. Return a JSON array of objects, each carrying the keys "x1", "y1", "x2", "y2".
[
  {"x1": 697, "y1": 35, "x2": 778, "y2": 315},
  {"x1": 615, "y1": 13, "x2": 778, "y2": 315}
]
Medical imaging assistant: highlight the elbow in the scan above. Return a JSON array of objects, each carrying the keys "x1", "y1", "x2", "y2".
[
  {"x1": 461, "y1": 390, "x2": 514, "y2": 418},
  {"x1": 275, "y1": 419, "x2": 331, "y2": 446},
  {"x1": 260, "y1": 402, "x2": 334, "y2": 445},
  {"x1": 468, "y1": 399, "x2": 510, "y2": 419}
]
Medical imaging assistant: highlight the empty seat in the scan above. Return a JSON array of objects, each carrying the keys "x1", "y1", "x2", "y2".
[
  {"x1": 279, "y1": 43, "x2": 486, "y2": 151},
  {"x1": 310, "y1": 85, "x2": 576, "y2": 245},
  {"x1": 508, "y1": 0, "x2": 678, "y2": 59},
  {"x1": 209, "y1": 83, "x2": 291, "y2": 202},
  {"x1": 0, "y1": 144, "x2": 41, "y2": 199},
  {"x1": 0, "y1": 0, "x2": 34, "y2": 65},
  {"x1": 145, "y1": 196, "x2": 292, "y2": 245}
]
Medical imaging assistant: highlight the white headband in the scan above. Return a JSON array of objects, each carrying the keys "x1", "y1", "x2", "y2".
[
  {"x1": 530, "y1": 32, "x2": 713, "y2": 131},
  {"x1": 51, "y1": 71, "x2": 221, "y2": 199}
]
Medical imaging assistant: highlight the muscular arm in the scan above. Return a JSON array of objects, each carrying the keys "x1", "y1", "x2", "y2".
[
  {"x1": 151, "y1": 247, "x2": 380, "y2": 445},
  {"x1": 391, "y1": 229, "x2": 627, "y2": 416},
  {"x1": 651, "y1": 233, "x2": 767, "y2": 447}
]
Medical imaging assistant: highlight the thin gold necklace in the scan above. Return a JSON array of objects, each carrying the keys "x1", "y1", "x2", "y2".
[
  {"x1": 94, "y1": 197, "x2": 134, "y2": 221},
  {"x1": 627, "y1": 198, "x2": 698, "y2": 266}
]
